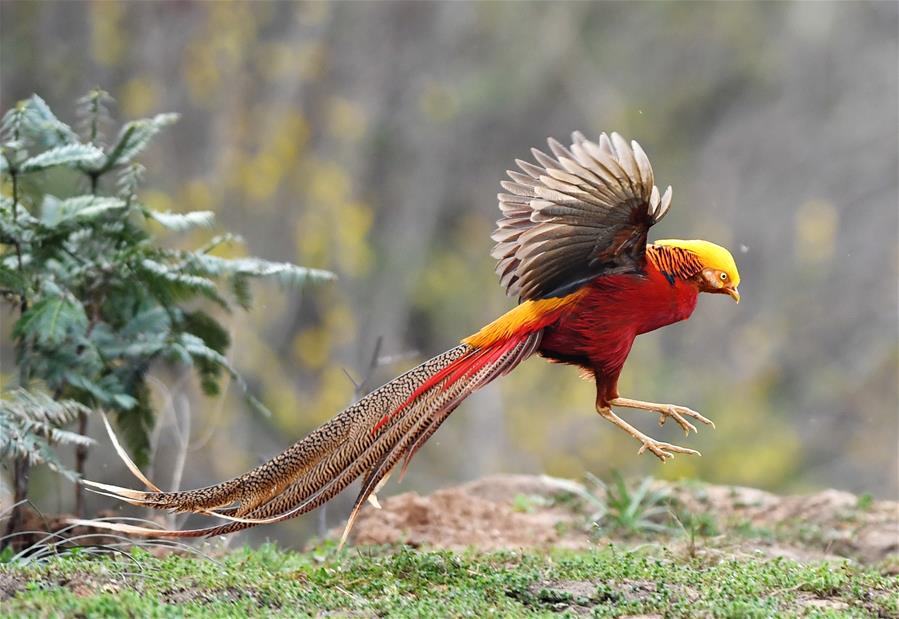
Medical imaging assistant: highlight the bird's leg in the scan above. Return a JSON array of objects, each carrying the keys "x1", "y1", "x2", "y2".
[
  {"x1": 595, "y1": 404, "x2": 701, "y2": 462},
  {"x1": 593, "y1": 375, "x2": 701, "y2": 461},
  {"x1": 609, "y1": 397, "x2": 715, "y2": 436}
]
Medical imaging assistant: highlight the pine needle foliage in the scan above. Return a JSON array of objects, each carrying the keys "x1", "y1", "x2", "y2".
[
  {"x1": 0, "y1": 389, "x2": 93, "y2": 481},
  {"x1": 0, "y1": 92, "x2": 334, "y2": 480}
]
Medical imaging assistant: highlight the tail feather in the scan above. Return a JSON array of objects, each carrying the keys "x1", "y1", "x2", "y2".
[
  {"x1": 180, "y1": 371, "x2": 470, "y2": 538},
  {"x1": 204, "y1": 338, "x2": 524, "y2": 538},
  {"x1": 398, "y1": 331, "x2": 542, "y2": 479},
  {"x1": 73, "y1": 335, "x2": 541, "y2": 541},
  {"x1": 338, "y1": 334, "x2": 542, "y2": 544},
  {"x1": 132, "y1": 345, "x2": 469, "y2": 514}
]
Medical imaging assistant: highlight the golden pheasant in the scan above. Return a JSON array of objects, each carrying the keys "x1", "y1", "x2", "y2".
[{"x1": 79, "y1": 131, "x2": 740, "y2": 540}]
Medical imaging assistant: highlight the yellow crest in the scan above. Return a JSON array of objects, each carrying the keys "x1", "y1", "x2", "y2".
[{"x1": 653, "y1": 239, "x2": 740, "y2": 287}]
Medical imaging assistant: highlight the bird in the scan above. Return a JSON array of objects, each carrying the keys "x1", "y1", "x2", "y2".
[{"x1": 76, "y1": 131, "x2": 741, "y2": 542}]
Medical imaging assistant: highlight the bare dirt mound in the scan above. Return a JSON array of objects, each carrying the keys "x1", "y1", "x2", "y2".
[
  {"x1": 662, "y1": 482, "x2": 899, "y2": 564},
  {"x1": 345, "y1": 475, "x2": 590, "y2": 551},
  {"x1": 342, "y1": 474, "x2": 898, "y2": 564}
]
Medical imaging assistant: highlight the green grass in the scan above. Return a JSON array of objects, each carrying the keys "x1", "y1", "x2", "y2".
[
  {"x1": 857, "y1": 493, "x2": 875, "y2": 512},
  {"x1": 591, "y1": 470, "x2": 674, "y2": 536},
  {"x1": 2, "y1": 543, "x2": 897, "y2": 618}
]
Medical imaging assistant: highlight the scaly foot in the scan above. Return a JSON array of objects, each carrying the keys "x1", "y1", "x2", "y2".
[
  {"x1": 597, "y1": 406, "x2": 701, "y2": 462},
  {"x1": 609, "y1": 397, "x2": 715, "y2": 436},
  {"x1": 636, "y1": 436, "x2": 701, "y2": 461}
]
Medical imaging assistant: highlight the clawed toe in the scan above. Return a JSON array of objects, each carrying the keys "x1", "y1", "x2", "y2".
[
  {"x1": 611, "y1": 397, "x2": 716, "y2": 434},
  {"x1": 597, "y1": 404, "x2": 705, "y2": 463},
  {"x1": 637, "y1": 438, "x2": 701, "y2": 462},
  {"x1": 673, "y1": 405, "x2": 715, "y2": 429},
  {"x1": 657, "y1": 407, "x2": 698, "y2": 435}
]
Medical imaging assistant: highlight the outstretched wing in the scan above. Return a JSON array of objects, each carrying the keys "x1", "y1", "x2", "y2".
[{"x1": 492, "y1": 131, "x2": 673, "y2": 300}]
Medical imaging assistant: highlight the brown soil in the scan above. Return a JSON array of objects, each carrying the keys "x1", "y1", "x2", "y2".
[
  {"x1": 0, "y1": 572, "x2": 25, "y2": 602},
  {"x1": 342, "y1": 475, "x2": 590, "y2": 551},
  {"x1": 661, "y1": 481, "x2": 899, "y2": 564},
  {"x1": 341, "y1": 474, "x2": 898, "y2": 564}
]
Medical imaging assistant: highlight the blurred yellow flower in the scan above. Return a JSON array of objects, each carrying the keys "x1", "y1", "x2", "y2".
[
  {"x1": 120, "y1": 78, "x2": 159, "y2": 118},
  {"x1": 327, "y1": 97, "x2": 368, "y2": 142},
  {"x1": 293, "y1": 327, "x2": 332, "y2": 370},
  {"x1": 90, "y1": 1, "x2": 124, "y2": 66}
]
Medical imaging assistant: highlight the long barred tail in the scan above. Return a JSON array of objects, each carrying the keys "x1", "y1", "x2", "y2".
[{"x1": 72, "y1": 333, "x2": 542, "y2": 541}]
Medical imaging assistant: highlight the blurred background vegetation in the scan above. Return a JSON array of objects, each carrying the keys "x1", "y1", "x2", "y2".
[{"x1": 1, "y1": 1, "x2": 896, "y2": 546}]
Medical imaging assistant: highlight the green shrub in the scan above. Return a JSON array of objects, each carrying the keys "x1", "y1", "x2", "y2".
[{"x1": 0, "y1": 91, "x2": 333, "y2": 539}]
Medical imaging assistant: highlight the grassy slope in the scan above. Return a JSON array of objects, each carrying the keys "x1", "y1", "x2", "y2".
[{"x1": 2, "y1": 543, "x2": 897, "y2": 618}]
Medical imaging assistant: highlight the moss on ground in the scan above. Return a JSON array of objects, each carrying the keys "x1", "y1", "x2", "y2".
[{"x1": 2, "y1": 542, "x2": 897, "y2": 618}]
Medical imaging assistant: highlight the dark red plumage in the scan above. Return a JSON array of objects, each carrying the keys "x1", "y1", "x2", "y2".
[{"x1": 539, "y1": 257, "x2": 699, "y2": 405}]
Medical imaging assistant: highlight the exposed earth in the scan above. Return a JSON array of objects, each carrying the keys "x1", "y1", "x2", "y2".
[{"x1": 342, "y1": 474, "x2": 898, "y2": 565}]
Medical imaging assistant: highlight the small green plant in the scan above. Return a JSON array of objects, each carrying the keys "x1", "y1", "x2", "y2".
[
  {"x1": 856, "y1": 492, "x2": 874, "y2": 511},
  {"x1": 0, "y1": 91, "x2": 333, "y2": 542},
  {"x1": 668, "y1": 506, "x2": 720, "y2": 559},
  {"x1": 588, "y1": 471, "x2": 673, "y2": 536},
  {"x1": 512, "y1": 494, "x2": 551, "y2": 513}
]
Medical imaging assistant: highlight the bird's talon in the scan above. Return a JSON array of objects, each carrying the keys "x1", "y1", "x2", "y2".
[
  {"x1": 609, "y1": 398, "x2": 716, "y2": 437},
  {"x1": 638, "y1": 437, "x2": 700, "y2": 461},
  {"x1": 661, "y1": 407, "x2": 695, "y2": 435},
  {"x1": 676, "y1": 406, "x2": 715, "y2": 428}
]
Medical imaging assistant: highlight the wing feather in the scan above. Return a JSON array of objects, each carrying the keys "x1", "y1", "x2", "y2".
[{"x1": 492, "y1": 131, "x2": 672, "y2": 300}]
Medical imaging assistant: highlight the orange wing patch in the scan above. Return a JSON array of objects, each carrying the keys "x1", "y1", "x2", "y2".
[{"x1": 462, "y1": 289, "x2": 587, "y2": 348}]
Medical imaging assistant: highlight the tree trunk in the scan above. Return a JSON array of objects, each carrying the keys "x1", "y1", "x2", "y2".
[
  {"x1": 74, "y1": 411, "x2": 88, "y2": 518},
  {"x1": 1, "y1": 457, "x2": 31, "y2": 551}
]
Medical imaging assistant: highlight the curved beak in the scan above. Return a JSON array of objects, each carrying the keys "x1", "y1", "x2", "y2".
[{"x1": 725, "y1": 287, "x2": 740, "y2": 304}]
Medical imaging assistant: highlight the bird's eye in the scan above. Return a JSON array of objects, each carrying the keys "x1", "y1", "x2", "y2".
[{"x1": 720, "y1": 273, "x2": 728, "y2": 281}]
